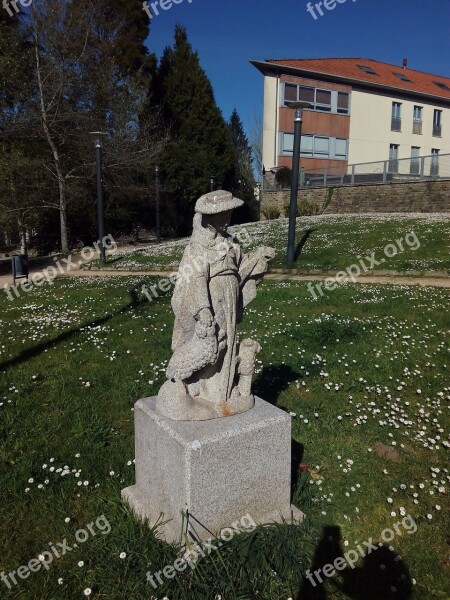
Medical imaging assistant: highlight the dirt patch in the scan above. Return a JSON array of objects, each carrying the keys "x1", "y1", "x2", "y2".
[{"x1": 374, "y1": 442, "x2": 399, "y2": 462}]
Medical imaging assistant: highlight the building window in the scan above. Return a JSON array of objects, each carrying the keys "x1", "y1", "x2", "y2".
[
  {"x1": 433, "y1": 81, "x2": 450, "y2": 91},
  {"x1": 315, "y1": 90, "x2": 332, "y2": 112},
  {"x1": 431, "y1": 149, "x2": 440, "y2": 176},
  {"x1": 299, "y1": 86, "x2": 315, "y2": 104},
  {"x1": 284, "y1": 84, "x2": 297, "y2": 103},
  {"x1": 335, "y1": 138, "x2": 348, "y2": 159},
  {"x1": 391, "y1": 102, "x2": 402, "y2": 131},
  {"x1": 410, "y1": 147, "x2": 420, "y2": 175},
  {"x1": 433, "y1": 110, "x2": 442, "y2": 137},
  {"x1": 393, "y1": 72, "x2": 412, "y2": 82},
  {"x1": 280, "y1": 133, "x2": 348, "y2": 160},
  {"x1": 357, "y1": 64, "x2": 379, "y2": 76},
  {"x1": 389, "y1": 144, "x2": 399, "y2": 172},
  {"x1": 314, "y1": 136, "x2": 330, "y2": 156},
  {"x1": 337, "y1": 92, "x2": 350, "y2": 114},
  {"x1": 300, "y1": 135, "x2": 313, "y2": 156},
  {"x1": 283, "y1": 84, "x2": 349, "y2": 114},
  {"x1": 413, "y1": 106, "x2": 422, "y2": 134}
]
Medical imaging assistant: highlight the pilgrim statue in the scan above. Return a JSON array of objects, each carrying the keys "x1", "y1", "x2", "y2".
[{"x1": 156, "y1": 190, "x2": 275, "y2": 420}]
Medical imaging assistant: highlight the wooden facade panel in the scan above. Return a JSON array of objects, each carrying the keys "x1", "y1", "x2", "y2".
[
  {"x1": 279, "y1": 108, "x2": 350, "y2": 137},
  {"x1": 278, "y1": 156, "x2": 348, "y2": 174}
]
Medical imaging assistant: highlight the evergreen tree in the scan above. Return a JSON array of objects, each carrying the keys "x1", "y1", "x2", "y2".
[
  {"x1": 149, "y1": 26, "x2": 235, "y2": 235},
  {"x1": 227, "y1": 108, "x2": 258, "y2": 223},
  {"x1": 94, "y1": 0, "x2": 156, "y2": 82}
]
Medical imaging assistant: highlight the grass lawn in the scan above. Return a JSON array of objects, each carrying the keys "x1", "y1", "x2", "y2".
[
  {"x1": 0, "y1": 276, "x2": 449, "y2": 599},
  {"x1": 94, "y1": 214, "x2": 450, "y2": 274}
]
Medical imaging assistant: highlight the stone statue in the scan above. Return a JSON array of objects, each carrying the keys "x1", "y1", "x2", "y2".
[{"x1": 156, "y1": 190, "x2": 275, "y2": 421}]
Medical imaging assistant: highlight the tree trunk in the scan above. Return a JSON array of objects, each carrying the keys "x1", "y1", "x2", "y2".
[
  {"x1": 18, "y1": 219, "x2": 27, "y2": 255},
  {"x1": 34, "y1": 33, "x2": 69, "y2": 253}
]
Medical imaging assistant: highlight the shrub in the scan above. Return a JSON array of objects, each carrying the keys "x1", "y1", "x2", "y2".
[
  {"x1": 283, "y1": 200, "x2": 320, "y2": 217},
  {"x1": 261, "y1": 205, "x2": 281, "y2": 220},
  {"x1": 275, "y1": 167, "x2": 292, "y2": 188},
  {"x1": 297, "y1": 199, "x2": 320, "y2": 216}
]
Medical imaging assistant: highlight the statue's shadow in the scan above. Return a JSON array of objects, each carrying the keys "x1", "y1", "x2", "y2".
[
  {"x1": 253, "y1": 363, "x2": 300, "y2": 406},
  {"x1": 253, "y1": 364, "x2": 304, "y2": 490}
]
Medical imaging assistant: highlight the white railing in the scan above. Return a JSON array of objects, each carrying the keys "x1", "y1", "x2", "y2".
[{"x1": 262, "y1": 153, "x2": 450, "y2": 190}]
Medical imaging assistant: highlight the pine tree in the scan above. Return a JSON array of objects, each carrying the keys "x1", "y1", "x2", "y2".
[
  {"x1": 94, "y1": 0, "x2": 155, "y2": 81},
  {"x1": 227, "y1": 108, "x2": 258, "y2": 222},
  {"x1": 149, "y1": 26, "x2": 235, "y2": 235}
]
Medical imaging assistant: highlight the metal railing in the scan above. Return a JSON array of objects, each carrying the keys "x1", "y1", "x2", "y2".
[{"x1": 262, "y1": 153, "x2": 450, "y2": 190}]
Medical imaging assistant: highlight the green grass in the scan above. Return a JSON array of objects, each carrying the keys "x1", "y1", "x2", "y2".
[
  {"x1": 94, "y1": 214, "x2": 450, "y2": 273},
  {"x1": 0, "y1": 276, "x2": 449, "y2": 599}
]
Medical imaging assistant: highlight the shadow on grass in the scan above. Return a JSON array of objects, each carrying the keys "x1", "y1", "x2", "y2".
[
  {"x1": 253, "y1": 364, "x2": 305, "y2": 498},
  {"x1": 0, "y1": 291, "x2": 165, "y2": 372},
  {"x1": 294, "y1": 229, "x2": 316, "y2": 262},
  {"x1": 253, "y1": 364, "x2": 300, "y2": 406},
  {"x1": 297, "y1": 524, "x2": 413, "y2": 600}
]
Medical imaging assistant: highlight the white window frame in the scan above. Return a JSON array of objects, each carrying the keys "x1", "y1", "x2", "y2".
[
  {"x1": 280, "y1": 133, "x2": 348, "y2": 160},
  {"x1": 282, "y1": 83, "x2": 350, "y2": 115},
  {"x1": 413, "y1": 106, "x2": 422, "y2": 122}
]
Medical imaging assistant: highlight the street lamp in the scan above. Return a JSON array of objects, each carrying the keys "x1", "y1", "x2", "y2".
[
  {"x1": 89, "y1": 131, "x2": 108, "y2": 265},
  {"x1": 210, "y1": 176, "x2": 215, "y2": 192},
  {"x1": 155, "y1": 165, "x2": 161, "y2": 245},
  {"x1": 286, "y1": 102, "x2": 311, "y2": 268}
]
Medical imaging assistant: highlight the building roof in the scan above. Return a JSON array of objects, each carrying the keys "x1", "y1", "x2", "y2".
[{"x1": 251, "y1": 57, "x2": 450, "y2": 102}]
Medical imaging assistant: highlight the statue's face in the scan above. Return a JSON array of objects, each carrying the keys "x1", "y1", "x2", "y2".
[{"x1": 206, "y1": 210, "x2": 233, "y2": 233}]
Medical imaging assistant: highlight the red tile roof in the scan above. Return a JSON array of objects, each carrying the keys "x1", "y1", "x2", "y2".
[{"x1": 260, "y1": 58, "x2": 450, "y2": 100}]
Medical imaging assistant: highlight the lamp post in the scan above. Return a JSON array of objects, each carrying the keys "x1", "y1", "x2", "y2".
[
  {"x1": 286, "y1": 102, "x2": 311, "y2": 268},
  {"x1": 89, "y1": 131, "x2": 108, "y2": 265},
  {"x1": 210, "y1": 176, "x2": 215, "y2": 192},
  {"x1": 155, "y1": 165, "x2": 161, "y2": 245}
]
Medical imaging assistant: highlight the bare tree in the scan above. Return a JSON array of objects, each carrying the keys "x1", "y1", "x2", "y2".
[
  {"x1": 248, "y1": 109, "x2": 263, "y2": 181},
  {"x1": 5, "y1": 0, "x2": 168, "y2": 252}
]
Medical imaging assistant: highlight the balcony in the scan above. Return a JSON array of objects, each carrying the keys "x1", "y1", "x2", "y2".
[
  {"x1": 413, "y1": 121, "x2": 422, "y2": 134},
  {"x1": 391, "y1": 117, "x2": 401, "y2": 132},
  {"x1": 430, "y1": 161, "x2": 440, "y2": 177},
  {"x1": 388, "y1": 159, "x2": 399, "y2": 173},
  {"x1": 410, "y1": 160, "x2": 420, "y2": 175}
]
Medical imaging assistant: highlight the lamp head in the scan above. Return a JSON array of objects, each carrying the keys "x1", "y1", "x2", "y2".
[
  {"x1": 285, "y1": 101, "x2": 312, "y2": 121},
  {"x1": 89, "y1": 131, "x2": 108, "y2": 148}
]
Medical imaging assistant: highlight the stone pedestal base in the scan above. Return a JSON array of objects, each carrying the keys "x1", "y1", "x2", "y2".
[{"x1": 122, "y1": 396, "x2": 303, "y2": 543}]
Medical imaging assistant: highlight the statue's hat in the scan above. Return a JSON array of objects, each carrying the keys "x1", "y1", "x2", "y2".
[{"x1": 195, "y1": 190, "x2": 244, "y2": 215}]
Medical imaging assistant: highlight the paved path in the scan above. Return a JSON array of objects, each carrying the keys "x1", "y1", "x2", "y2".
[{"x1": 1, "y1": 266, "x2": 449, "y2": 290}]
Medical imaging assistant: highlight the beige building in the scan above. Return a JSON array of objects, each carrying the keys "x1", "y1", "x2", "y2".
[{"x1": 251, "y1": 58, "x2": 450, "y2": 181}]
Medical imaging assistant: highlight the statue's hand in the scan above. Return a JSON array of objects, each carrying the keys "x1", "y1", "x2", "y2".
[
  {"x1": 261, "y1": 246, "x2": 276, "y2": 260},
  {"x1": 252, "y1": 246, "x2": 276, "y2": 274}
]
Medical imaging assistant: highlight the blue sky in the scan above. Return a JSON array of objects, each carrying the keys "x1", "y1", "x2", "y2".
[{"x1": 145, "y1": 0, "x2": 450, "y2": 133}]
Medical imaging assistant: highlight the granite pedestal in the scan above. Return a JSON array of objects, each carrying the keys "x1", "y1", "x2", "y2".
[{"x1": 122, "y1": 396, "x2": 303, "y2": 542}]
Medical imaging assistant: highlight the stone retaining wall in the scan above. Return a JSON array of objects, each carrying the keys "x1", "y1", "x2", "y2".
[{"x1": 261, "y1": 180, "x2": 450, "y2": 218}]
